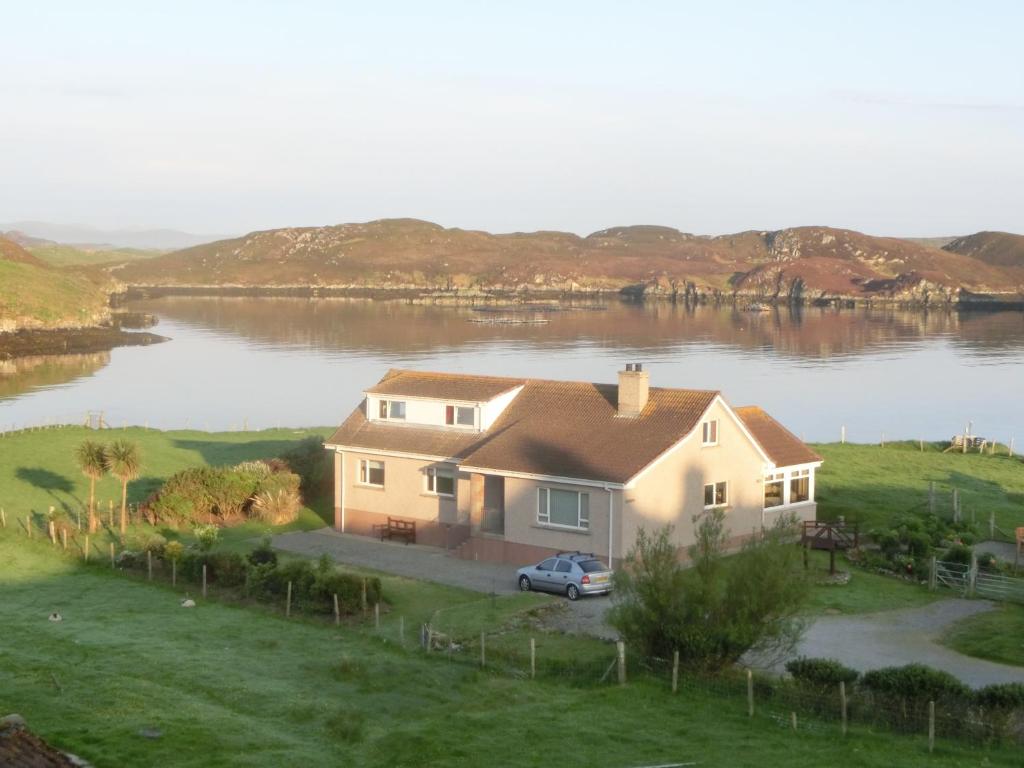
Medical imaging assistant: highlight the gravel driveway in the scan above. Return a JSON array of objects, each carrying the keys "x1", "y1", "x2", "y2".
[{"x1": 756, "y1": 599, "x2": 1024, "y2": 689}]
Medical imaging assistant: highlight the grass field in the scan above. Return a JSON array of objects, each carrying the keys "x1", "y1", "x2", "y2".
[
  {"x1": 2, "y1": 428, "x2": 1023, "y2": 764},
  {"x1": 942, "y1": 603, "x2": 1024, "y2": 667},
  {"x1": 0, "y1": 260, "x2": 111, "y2": 329},
  {"x1": 26, "y1": 243, "x2": 160, "y2": 267},
  {"x1": 803, "y1": 551, "x2": 940, "y2": 615},
  {"x1": 3, "y1": 532, "x2": 1020, "y2": 768},
  {"x1": 812, "y1": 441, "x2": 1024, "y2": 534}
]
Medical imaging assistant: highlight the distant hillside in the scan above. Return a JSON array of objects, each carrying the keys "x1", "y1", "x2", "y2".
[
  {"x1": 943, "y1": 231, "x2": 1024, "y2": 268},
  {"x1": 0, "y1": 221, "x2": 230, "y2": 250},
  {"x1": 116, "y1": 218, "x2": 1024, "y2": 305},
  {"x1": 0, "y1": 236, "x2": 113, "y2": 332},
  {"x1": 900, "y1": 236, "x2": 957, "y2": 249}
]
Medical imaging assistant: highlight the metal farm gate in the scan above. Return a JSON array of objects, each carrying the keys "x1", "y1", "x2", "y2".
[{"x1": 931, "y1": 559, "x2": 1024, "y2": 604}]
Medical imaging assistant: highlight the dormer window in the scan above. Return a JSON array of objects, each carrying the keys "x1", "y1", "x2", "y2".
[
  {"x1": 701, "y1": 419, "x2": 719, "y2": 446},
  {"x1": 378, "y1": 400, "x2": 406, "y2": 420},
  {"x1": 445, "y1": 405, "x2": 475, "y2": 427}
]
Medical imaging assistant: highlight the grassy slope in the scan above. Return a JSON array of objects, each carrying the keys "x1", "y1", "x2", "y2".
[
  {"x1": 942, "y1": 603, "x2": 1024, "y2": 667},
  {"x1": 2, "y1": 533, "x2": 1017, "y2": 768},
  {"x1": 0, "y1": 260, "x2": 111, "y2": 329},
  {"x1": 27, "y1": 243, "x2": 160, "y2": 267},
  {"x1": 803, "y1": 551, "x2": 940, "y2": 615},
  {"x1": 812, "y1": 441, "x2": 1024, "y2": 534}
]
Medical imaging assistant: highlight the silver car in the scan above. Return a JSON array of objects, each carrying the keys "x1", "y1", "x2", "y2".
[{"x1": 516, "y1": 552, "x2": 613, "y2": 600}]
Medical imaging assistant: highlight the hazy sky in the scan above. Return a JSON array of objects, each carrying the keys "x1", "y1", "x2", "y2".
[{"x1": 2, "y1": 1, "x2": 1022, "y2": 237}]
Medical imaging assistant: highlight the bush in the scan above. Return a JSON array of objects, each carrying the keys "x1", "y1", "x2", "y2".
[
  {"x1": 873, "y1": 529, "x2": 902, "y2": 557},
  {"x1": 312, "y1": 570, "x2": 381, "y2": 615},
  {"x1": 249, "y1": 473, "x2": 302, "y2": 525},
  {"x1": 281, "y1": 436, "x2": 328, "y2": 496},
  {"x1": 942, "y1": 543, "x2": 973, "y2": 566},
  {"x1": 164, "y1": 540, "x2": 184, "y2": 562},
  {"x1": 247, "y1": 536, "x2": 278, "y2": 567},
  {"x1": 116, "y1": 550, "x2": 142, "y2": 569},
  {"x1": 609, "y1": 512, "x2": 808, "y2": 671},
  {"x1": 206, "y1": 551, "x2": 248, "y2": 587},
  {"x1": 975, "y1": 683, "x2": 1024, "y2": 710},
  {"x1": 860, "y1": 663, "x2": 969, "y2": 704},
  {"x1": 786, "y1": 657, "x2": 859, "y2": 689},
  {"x1": 126, "y1": 531, "x2": 167, "y2": 556},
  {"x1": 193, "y1": 524, "x2": 220, "y2": 552},
  {"x1": 904, "y1": 531, "x2": 932, "y2": 558}
]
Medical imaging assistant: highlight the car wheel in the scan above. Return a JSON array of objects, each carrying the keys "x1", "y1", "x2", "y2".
[
  {"x1": 519, "y1": 575, "x2": 532, "y2": 592},
  {"x1": 566, "y1": 583, "x2": 580, "y2": 601}
]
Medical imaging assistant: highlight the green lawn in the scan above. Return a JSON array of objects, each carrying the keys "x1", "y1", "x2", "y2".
[
  {"x1": 812, "y1": 441, "x2": 1024, "y2": 534},
  {"x1": 2, "y1": 532, "x2": 1018, "y2": 768},
  {"x1": 942, "y1": 603, "x2": 1024, "y2": 667},
  {"x1": 804, "y1": 551, "x2": 941, "y2": 615}
]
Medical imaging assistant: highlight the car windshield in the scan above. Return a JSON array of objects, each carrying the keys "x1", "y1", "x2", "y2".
[{"x1": 579, "y1": 560, "x2": 606, "y2": 573}]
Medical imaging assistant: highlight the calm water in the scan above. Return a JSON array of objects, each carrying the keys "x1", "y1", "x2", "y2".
[{"x1": 2, "y1": 297, "x2": 1023, "y2": 443}]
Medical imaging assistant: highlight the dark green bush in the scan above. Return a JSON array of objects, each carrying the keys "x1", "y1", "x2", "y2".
[
  {"x1": 860, "y1": 664, "x2": 969, "y2": 703},
  {"x1": 247, "y1": 537, "x2": 278, "y2": 567},
  {"x1": 312, "y1": 571, "x2": 382, "y2": 615},
  {"x1": 786, "y1": 657, "x2": 859, "y2": 689},
  {"x1": 975, "y1": 683, "x2": 1024, "y2": 710},
  {"x1": 942, "y1": 543, "x2": 972, "y2": 566},
  {"x1": 281, "y1": 436, "x2": 328, "y2": 496},
  {"x1": 872, "y1": 529, "x2": 902, "y2": 557},
  {"x1": 904, "y1": 531, "x2": 932, "y2": 558},
  {"x1": 206, "y1": 551, "x2": 248, "y2": 587}
]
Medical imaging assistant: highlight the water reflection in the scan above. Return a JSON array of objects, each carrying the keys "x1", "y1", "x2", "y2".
[
  {"x1": 124, "y1": 296, "x2": 1024, "y2": 362},
  {"x1": 0, "y1": 351, "x2": 109, "y2": 400}
]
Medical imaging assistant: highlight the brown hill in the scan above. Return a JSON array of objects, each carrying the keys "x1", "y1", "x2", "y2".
[
  {"x1": 943, "y1": 231, "x2": 1024, "y2": 268},
  {"x1": 115, "y1": 219, "x2": 1024, "y2": 304},
  {"x1": 0, "y1": 235, "x2": 48, "y2": 267}
]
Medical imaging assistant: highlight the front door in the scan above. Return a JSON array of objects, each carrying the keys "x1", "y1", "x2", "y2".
[{"x1": 481, "y1": 475, "x2": 505, "y2": 534}]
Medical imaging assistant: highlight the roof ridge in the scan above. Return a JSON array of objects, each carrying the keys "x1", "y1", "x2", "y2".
[{"x1": 384, "y1": 368, "x2": 720, "y2": 396}]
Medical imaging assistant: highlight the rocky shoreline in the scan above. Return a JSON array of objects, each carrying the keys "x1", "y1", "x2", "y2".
[
  {"x1": 116, "y1": 283, "x2": 1024, "y2": 309},
  {"x1": 0, "y1": 324, "x2": 167, "y2": 361}
]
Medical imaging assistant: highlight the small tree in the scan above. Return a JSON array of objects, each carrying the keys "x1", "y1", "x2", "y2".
[
  {"x1": 609, "y1": 510, "x2": 808, "y2": 672},
  {"x1": 105, "y1": 439, "x2": 142, "y2": 537},
  {"x1": 74, "y1": 440, "x2": 107, "y2": 534}
]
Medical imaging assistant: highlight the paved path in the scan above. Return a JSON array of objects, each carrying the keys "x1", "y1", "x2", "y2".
[
  {"x1": 274, "y1": 527, "x2": 521, "y2": 594},
  {"x1": 761, "y1": 599, "x2": 1024, "y2": 689}
]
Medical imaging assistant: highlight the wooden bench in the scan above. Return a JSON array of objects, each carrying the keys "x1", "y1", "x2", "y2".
[{"x1": 374, "y1": 517, "x2": 416, "y2": 544}]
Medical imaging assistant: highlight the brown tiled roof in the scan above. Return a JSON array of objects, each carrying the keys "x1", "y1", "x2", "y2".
[
  {"x1": 327, "y1": 401, "x2": 487, "y2": 460},
  {"x1": 365, "y1": 369, "x2": 524, "y2": 402},
  {"x1": 735, "y1": 406, "x2": 821, "y2": 467},
  {"x1": 329, "y1": 371, "x2": 720, "y2": 484}
]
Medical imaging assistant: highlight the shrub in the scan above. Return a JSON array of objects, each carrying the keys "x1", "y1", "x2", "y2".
[
  {"x1": 233, "y1": 460, "x2": 272, "y2": 479},
  {"x1": 860, "y1": 664, "x2": 969, "y2": 704},
  {"x1": 116, "y1": 550, "x2": 142, "y2": 569},
  {"x1": 609, "y1": 512, "x2": 808, "y2": 671},
  {"x1": 942, "y1": 543, "x2": 972, "y2": 566},
  {"x1": 312, "y1": 571, "x2": 382, "y2": 615},
  {"x1": 164, "y1": 540, "x2": 184, "y2": 562},
  {"x1": 786, "y1": 657, "x2": 859, "y2": 689},
  {"x1": 873, "y1": 529, "x2": 902, "y2": 557},
  {"x1": 206, "y1": 551, "x2": 248, "y2": 587},
  {"x1": 904, "y1": 531, "x2": 932, "y2": 558},
  {"x1": 249, "y1": 474, "x2": 302, "y2": 525},
  {"x1": 126, "y1": 531, "x2": 167, "y2": 556},
  {"x1": 975, "y1": 683, "x2": 1024, "y2": 710},
  {"x1": 193, "y1": 524, "x2": 220, "y2": 552},
  {"x1": 281, "y1": 436, "x2": 328, "y2": 496},
  {"x1": 247, "y1": 536, "x2": 278, "y2": 567}
]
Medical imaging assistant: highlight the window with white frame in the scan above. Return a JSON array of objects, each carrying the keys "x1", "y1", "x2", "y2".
[
  {"x1": 701, "y1": 419, "x2": 719, "y2": 446},
  {"x1": 764, "y1": 472, "x2": 785, "y2": 508},
  {"x1": 790, "y1": 468, "x2": 811, "y2": 503},
  {"x1": 704, "y1": 481, "x2": 727, "y2": 508},
  {"x1": 425, "y1": 467, "x2": 455, "y2": 496},
  {"x1": 444, "y1": 405, "x2": 475, "y2": 427},
  {"x1": 537, "y1": 488, "x2": 590, "y2": 530},
  {"x1": 358, "y1": 459, "x2": 385, "y2": 487},
  {"x1": 377, "y1": 400, "x2": 406, "y2": 420}
]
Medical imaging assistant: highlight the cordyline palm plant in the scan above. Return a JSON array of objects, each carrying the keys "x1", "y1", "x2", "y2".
[
  {"x1": 74, "y1": 440, "x2": 107, "y2": 534},
  {"x1": 105, "y1": 439, "x2": 142, "y2": 536}
]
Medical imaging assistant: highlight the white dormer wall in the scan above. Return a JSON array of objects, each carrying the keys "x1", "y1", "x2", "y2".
[
  {"x1": 481, "y1": 386, "x2": 524, "y2": 430},
  {"x1": 366, "y1": 385, "x2": 524, "y2": 432}
]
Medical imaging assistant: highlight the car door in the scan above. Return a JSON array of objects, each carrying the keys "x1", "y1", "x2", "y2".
[
  {"x1": 534, "y1": 558, "x2": 558, "y2": 591},
  {"x1": 553, "y1": 559, "x2": 574, "y2": 593}
]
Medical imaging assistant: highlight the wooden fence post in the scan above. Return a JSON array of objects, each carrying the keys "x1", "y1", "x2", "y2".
[
  {"x1": 928, "y1": 481, "x2": 935, "y2": 514},
  {"x1": 333, "y1": 594, "x2": 340, "y2": 626},
  {"x1": 968, "y1": 552, "x2": 977, "y2": 597},
  {"x1": 530, "y1": 637, "x2": 536, "y2": 679},
  {"x1": 928, "y1": 700, "x2": 935, "y2": 753},
  {"x1": 61, "y1": 528, "x2": 67, "y2": 552},
  {"x1": 172, "y1": 559, "x2": 177, "y2": 586},
  {"x1": 1010, "y1": 438, "x2": 1015, "y2": 458},
  {"x1": 616, "y1": 641, "x2": 626, "y2": 685},
  {"x1": 839, "y1": 681, "x2": 848, "y2": 736},
  {"x1": 26, "y1": 516, "x2": 31, "y2": 538},
  {"x1": 399, "y1": 616, "x2": 405, "y2": 644},
  {"x1": 147, "y1": 550, "x2": 153, "y2": 581},
  {"x1": 990, "y1": 511, "x2": 996, "y2": 539},
  {"x1": 929, "y1": 556, "x2": 937, "y2": 591},
  {"x1": 1, "y1": 508, "x2": 5, "y2": 528},
  {"x1": 480, "y1": 631, "x2": 486, "y2": 668},
  {"x1": 286, "y1": 581, "x2": 292, "y2": 618},
  {"x1": 791, "y1": 712, "x2": 798, "y2": 731},
  {"x1": 108, "y1": 500, "x2": 114, "y2": 529},
  {"x1": 880, "y1": 432, "x2": 885, "y2": 447},
  {"x1": 747, "y1": 669, "x2": 754, "y2": 717},
  {"x1": 361, "y1": 579, "x2": 367, "y2": 614},
  {"x1": 202, "y1": 564, "x2": 208, "y2": 598},
  {"x1": 84, "y1": 534, "x2": 90, "y2": 562},
  {"x1": 48, "y1": 520, "x2": 56, "y2": 545},
  {"x1": 672, "y1": 650, "x2": 679, "y2": 694},
  {"x1": 110, "y1": 542, "x2": 115, "y2": 568},
  {"x1": 374, "y1": 602, "x2": 380, "y2": 629},
  {"x1": 841, "y1": 425, "x2": 846, "y2": 444}
]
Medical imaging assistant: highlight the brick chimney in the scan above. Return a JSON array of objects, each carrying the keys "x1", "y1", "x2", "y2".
[{"x1": 617, "y1": 363, "x2": 649, "y2": 417}]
